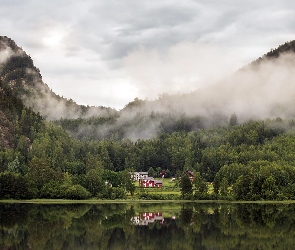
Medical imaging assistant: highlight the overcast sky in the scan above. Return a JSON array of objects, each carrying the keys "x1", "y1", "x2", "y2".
[{"x1": 1, "y1": 0, "x2": 295, "y2": 109}]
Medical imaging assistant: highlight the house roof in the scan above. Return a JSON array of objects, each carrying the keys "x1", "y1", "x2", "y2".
[{"x1": 142, "y1": 177, "x2": 154, "y2": 181}]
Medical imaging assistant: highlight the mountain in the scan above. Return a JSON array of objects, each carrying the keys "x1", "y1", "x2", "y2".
[
  {"x1": 55, "y1": 40, "x2": 295, "y2": 141},
  {"x1": 2, "y1": 36, "x2": 295, "y2": 141},
  {"x1": 0, "y1": 36, "x2": 117, "y2": 120},
  {"x1": 252, "y1": 40, "x2": 295, "y2": 63},
  {"x1": 3, "y1": 37, "x2": 295, "y2": 201}
]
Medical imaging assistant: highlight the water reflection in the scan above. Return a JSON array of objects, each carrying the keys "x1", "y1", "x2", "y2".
[
  {"x1": 1, "y1": 202, "x2": 295, "y2": 249},
  {"x1": 132, "y1": 212, "x2": 165, "y2": 226}
]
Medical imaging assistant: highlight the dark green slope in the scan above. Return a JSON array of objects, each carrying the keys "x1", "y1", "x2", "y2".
[{"x1": 0, "y1": 77, "x2": 44, "y2": 149}]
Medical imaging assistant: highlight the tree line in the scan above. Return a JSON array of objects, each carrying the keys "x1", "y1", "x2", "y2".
[{"x1": 2, "y1": 103, "x2": 295, "y2": 200}]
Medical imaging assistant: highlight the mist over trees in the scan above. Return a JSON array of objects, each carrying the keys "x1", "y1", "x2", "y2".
[
  {"x1": 0, "y1": 36, "x2": 116, "y2": 120},
  {"x1": 2, "y1": 36, "x2": 295, "y2": 200}
]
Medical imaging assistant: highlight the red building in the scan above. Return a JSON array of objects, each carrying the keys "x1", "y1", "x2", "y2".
[{"x1": 139, "y1": 177, "x2": 163, "y2": 187}]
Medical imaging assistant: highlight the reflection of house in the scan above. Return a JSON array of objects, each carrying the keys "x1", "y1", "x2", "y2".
[
  {"x1": 139, "y1": 177, "x2": 163, "y2": 187},
  {"x1": 131, "y1": 172, "x2": 148, "y2": 181},
  {"x1": 132, "y1": 212, "x2": 164, "y2": 226}
]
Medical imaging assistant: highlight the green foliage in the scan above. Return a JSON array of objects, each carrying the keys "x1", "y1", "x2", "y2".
[
  {"x1": 2, "y1": 117, "x2": 295, "y2": 200},
  {"x1": 28, "y1": 157, "x2": 63, "y2": 191},
  {"x1": 101, "y1": 186, "x2": 126, "y2": 199},
  {"x1": 7, "y1": 156, "x2": 20, "y2": 173},
  {"x1": 4, "y1": 36, "x2": 295, "y2": 201},
  {"x1": 86, "y1": 169, "x2": 104, "y2": 196},
  {"x1": 2, "y1": 58, "x2": 295, "y2": 202},
  {"x1": 64, "y1": 184, "x2": 91, "y2": 199},
  {"x1": 220, "y1": 177, "x2": 229, "y2": 196},
  {"x1": 193, "y1": 172, "x2": 208, "y2": 199},
  {"x1": 180, "y1": 174, "x2": 193, "y2": 199},
  {"x1": 0, "y1": 172, "x2": 32, "y2": 199},
  {"x1": 165, "y1": 169, "x2": 171, "y2": 178},
  {"x1": 40, "y1": 181, "x2": 65, "y2": 199},
  {"x1": 148, "y1": 167, "x2": 155, "y2": 177},
  {"x1": 233, "y1": 175, "x2": 252, "y2": 200}
]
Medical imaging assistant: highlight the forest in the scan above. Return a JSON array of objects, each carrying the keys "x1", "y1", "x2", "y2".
[
  {"x1": 2, "y1": 36, "x2": 295, "y2": 200},
  {"x1": 2, "y1": 93, "x2": 295, "y2": 201}
]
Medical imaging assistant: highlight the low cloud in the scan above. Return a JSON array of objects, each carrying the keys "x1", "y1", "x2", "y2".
[
  {"x1": 2, "y1": 0, "x2": 295, "y2": 108},
  {"x1": 123, "y1": 42, "x2": 237, "y2": 99},
  {"x1": 0, "y1": 48, "x2": 12, "y2": 64},
  {"x1": 70, "y1": 51, "x2": 295, "y2": 141},
  {"x1": 136, "y1": 52, "x2": 295, "y2": 121},
  {"x1": 3, "y1": 35, "x2": 295, "y2": 141}
]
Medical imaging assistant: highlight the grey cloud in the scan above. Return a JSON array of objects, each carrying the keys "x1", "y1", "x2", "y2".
[
  {"x1": 123, "y1": 6, "x2": 198, "y2": 31},
  {"x1": 1, "y1": 0, "x2": 295, "y2": 109}
]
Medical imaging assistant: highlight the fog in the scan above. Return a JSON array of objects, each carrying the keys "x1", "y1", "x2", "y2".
[
  {"x1": 106, "y1": 51, "x2": 295, "y2": 140},
  {"x1": 2, "y1": 36, "x2": 295, "y2": 141},
  {"x1": 123, "y1": 42, "x2": 237, "y2": 100},
  {"x1": 0, "y1": 38, "x2": 116, "y2": 120},
  {"x1": 133, "y1": 52, "x2": 295, "y2": 120}
]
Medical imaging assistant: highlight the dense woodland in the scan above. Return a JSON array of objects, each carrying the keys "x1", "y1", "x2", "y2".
[{"x1": 2, "y1": 36, "x2": 295, "y2": 200}]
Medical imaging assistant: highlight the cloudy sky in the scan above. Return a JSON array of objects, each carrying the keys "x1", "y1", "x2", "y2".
[{"x1": 1, "y1": 0, "x2": 295, "y2": 109}]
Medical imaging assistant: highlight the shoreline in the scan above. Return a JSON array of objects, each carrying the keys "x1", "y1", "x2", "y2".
[{"x1": 1, "y1": 199, "x2": 295, "y2": 204}]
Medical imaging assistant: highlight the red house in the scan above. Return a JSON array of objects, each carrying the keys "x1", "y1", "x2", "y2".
[{"x1": 139, "y1": 177, "x2": 163, "y2": 187}]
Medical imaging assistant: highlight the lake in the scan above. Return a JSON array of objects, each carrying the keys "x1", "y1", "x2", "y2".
[{"x1": 1, "y1": 202, "x2": 295, "y2": 249}]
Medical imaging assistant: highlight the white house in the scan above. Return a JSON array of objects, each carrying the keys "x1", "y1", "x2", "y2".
[{"x1": 131, "y1": 172, "x2": 148, "y2": 181}]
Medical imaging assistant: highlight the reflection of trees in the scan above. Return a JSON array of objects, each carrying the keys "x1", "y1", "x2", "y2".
[
  {"x1": 179, "y1": 204, "x2": 193, "y2": 226},
  {"x1": 2, "y1": 203, "x2": 295, "y2": 249},
  {"x1": 0, "y1": 203, "x2": 136, "y2": 249},
  {"x1": 198, "y1": 203, "x2": 295, "y2": 250},
  {"x1": 0, "y1": 204, "x2": 30, "y2": 248}
]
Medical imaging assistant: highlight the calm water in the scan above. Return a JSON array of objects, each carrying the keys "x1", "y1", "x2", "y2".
[{"x1": 1, "y1": 202, "x2": 295, "y2": 249}]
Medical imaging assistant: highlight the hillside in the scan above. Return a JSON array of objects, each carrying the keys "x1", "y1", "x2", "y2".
[
  {"x1": 2, "y1": 36, "x2": 295, "y2": 141},
  {"x1": 0, "y1": 36, "x2": 116, "y2": 120},
  {"x1": 2, "y1": 37, "x2": 295, "y2": 201},
  {"x1": 56, "y1": 40, "x2": 295, "y2": 141},
  {"x1": 0, "y1": 77, "x2": 44, "y2": 149},
  {"x1": 252, "y1": 40, "x2": 295, "y2": 63}
]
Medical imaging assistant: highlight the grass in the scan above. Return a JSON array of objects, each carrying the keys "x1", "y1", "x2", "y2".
[{"x1": 162, "y1": 178, "x2": 178, "y2": 187}]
